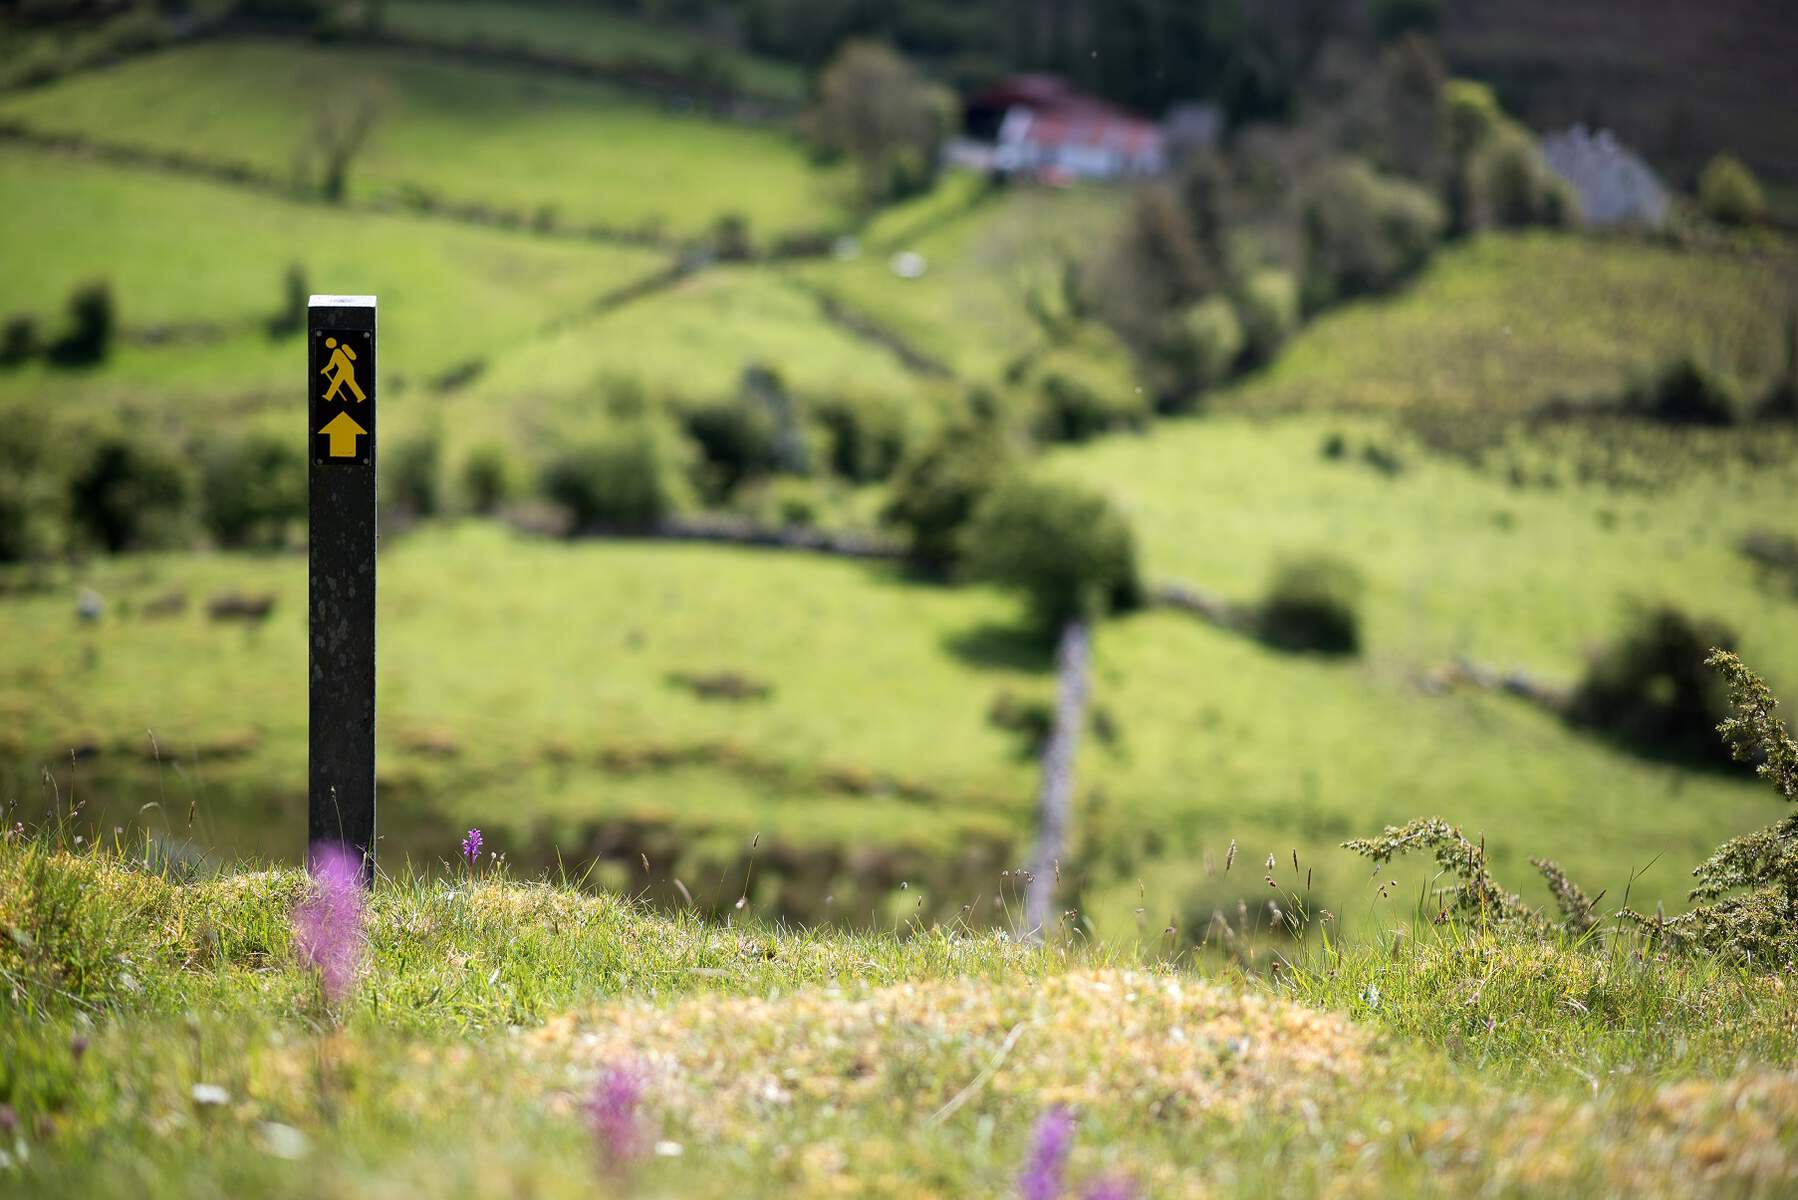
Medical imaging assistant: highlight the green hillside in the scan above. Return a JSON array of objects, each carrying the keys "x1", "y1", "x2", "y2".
[
  {"x1": 0, "y1": 39, "x2": 843, "y2": 242},
  {"x1": 1229, "y1": 233, "x2": 1794, "y2": 413},
  {"x1": 4, "y1": 519, "x2": 1779, "y2": 938},
  {"x1": 1, "y1": 11, "x2": 1796, "y2": 939},
  {"x1": 0, "y1": 144, "x2": 669, "y2": 413}
]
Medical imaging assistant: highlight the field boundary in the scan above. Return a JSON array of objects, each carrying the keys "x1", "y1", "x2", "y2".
[
  {"x1": 787, "y1": 278, "x2": 958, "y2": 379},
  {"x1": 0, "y1": 119, "x2": 687, "y2": 254}
]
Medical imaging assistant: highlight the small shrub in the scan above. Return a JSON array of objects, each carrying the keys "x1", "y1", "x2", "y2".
[
  {"x1": 383, "y1": 431, "x2": 443, "y2": 520},
  {"x1": 1630, "y1": 651, "x2": 1798, "y2": 960},
  {"x1": 815, "y1": 392, "x2": 910, "y2": 483},
  {"x1": 1029, "y1": 333, "x2": 1149, "y2": 439},
  {"x1": 882, "y1": 421, "x2": 1013, "y2": 575},
  {"x1": 1235, "y1": 270, "x2": 1300, "y2": 366},
  {"x1": 1300, "y1": 159, "x2": 1445, "y2": 309},
  {"x1": 764, "y1": 476, "x2": 823, "y2": 527},
  {"x1": 1258, "y1": 553, "x2": 1364, "y2": 655},
  {"x1": 201, "y1": 432, "x2": 306, "y2": 548},
  {"x1": 540, "y1": 423, "x2": 691, "y2": 533},
  {"x1": 961, "y1": 476, "x2": 1140, "y2": 633},
  {"x1": 1037, "y1": 370, "x2": 1143, "y2": 442},
  {"x1": 1698, "y1": 154, "x2": 1764, "y2": 226},
  {"x1": 0, "y1": 315, "x2": 38, "y2": 367},
  {"x1": 67, "y1": 432, "x2": 191, "y2": 553},
  {"x1": 460, "y1": 441, "x2": 517, "y2": 515},
  {"x1": 1468, "y1": 130, "x2": 1578, "y2": 229},
  {"x1": 713, "y1": 212, "x2": 753, "y2": 261},
  {"x1": 1622, "y1": 355, "x2": 1745, "y2": 426},
  {"x1": 1344, "y1": 818, "x2": 1594, "y2": 933},
  {"x1": 1155, "y1": 295, "x2": 1245, "y2": 404},
  {"x1": 47, "y1": 280, "x2": 116, "y2": 367},
  {"x1": 680, "y1": 397, "x2": 778, "y2": 497},
  {"x1": 268, "y1": 262, "x2": 308, "y2": 337},
  {"x1": 0, "y1": 401, "x2": 66, "y2": 563},
  {"x1": 1566, "y1": 604, "x2": 1738, "y2": 765}
]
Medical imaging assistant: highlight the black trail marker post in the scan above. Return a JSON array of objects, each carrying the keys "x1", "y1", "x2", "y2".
[{"x1": 308, "y1": 295, "x2": 377, "y2": 882}]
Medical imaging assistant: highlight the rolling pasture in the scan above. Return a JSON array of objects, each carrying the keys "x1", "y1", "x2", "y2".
[
  {"x1": 8, "y1": 10, "x2": 1798, "y2": 1196},
  {"x1": 0, "y1": 39, "x2": 843, "y2": 243},
  {"x1": 1, "y1": 22, "x2": 1797, "y2": 939}
]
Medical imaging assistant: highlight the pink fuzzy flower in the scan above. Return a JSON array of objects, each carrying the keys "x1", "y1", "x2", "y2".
[
  {"x1": 294, "y1": 842, "x2": 366, "y2": 1004},
  {"x1": 1019, "y1": 1106, "x2": 1076, "y2": 1200},
  {"x1": 586, "y1": 1062, "x2": 649, "y2": 1170}
]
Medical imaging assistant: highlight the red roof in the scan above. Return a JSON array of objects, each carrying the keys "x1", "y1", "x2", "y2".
[{"x1": 968, "y1": 74, "x2": 1137, "y2": 121}]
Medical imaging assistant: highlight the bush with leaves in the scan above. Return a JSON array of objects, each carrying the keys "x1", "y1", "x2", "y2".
[
  {"x1": 1465, "y1": 128, "x2": 1577, "y2": 230},
  {"x1": 47, "y1": 279, "x2": 115, "y2": 367},
  {"x1": 0, "y1": 401, "x2": 67, "y2": 563},
  {"x1": 1567, "y1": 604, "x2": 1738, "y2": 765},
  {"x1": 201, "y1": 432, "x2": 306, "y2": 548},
  {"x1": 1344, "y1": 818, "x2": 1598, "y2": 935},
  {"x1": 1627, "y1": 652, "x2": 1798, "y2": 961},
  {"x1": 460, "y1": 441, "x2": 518, "y2": 515},
  {"x1": 680, "y1": 396, "x2": 778, "y2": 499},
  {"x1": 540, "y1": 422, "x2": 692, "y2": 533},
  {"x1": 1234, "y1": 269, "x2": 1300, "y2": 367},
  {"x1": 1155, "y1": 295, "x2": 1244, "y2": 405},
  {"x1": 0, "y1": 315, "x2": 38, "y2": 367},
  {"x1": 68, "y1": 432, "x2": 190, "y2": 553},
  {"x1": 1352, "y1": 653, "x2": 1798, "y2": 962},
  {"x1": 268, "y1": 262, "x2": 309, "y2": 337},
  {"x1": 1621, "y1": 354, "x2": 1746, "y2": 426},
  {"x1": 1300, "y1": 159, "x2": 1445, "y2": 309},
  {"x1": 815, "y1": 391, "x2": 911, "y2": 484},
  {"x1": 961, "y1": 476, "x2": 1140, "y2": 634},
  {"x1": 1698, "y1": 154, "x2": 1764, "y2": 227},
  {"x1": 882, "y1": 419, "x2": 1013, "y2": 575},
  {"x1": 1257, "y1": 553, "x2": 1365, "y2": 655},
  {"x1": 804, "y1": 41, "x2": 955, "y2": 209},
  {"x1": 1443, "y1": 80, "x2": 1573, "y2": 235},
  {"x1": 383, "y1": 431, "x2": 444, "y2": 521}
]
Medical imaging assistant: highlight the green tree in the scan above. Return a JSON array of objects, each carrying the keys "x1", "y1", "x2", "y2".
[
  {"x1": 961, "y1": 476, "x2": 1140, "y2": 635},
  {"x1": 201, "y1": 432, "x2": 306, "y2": 548},
  {"x1": 48, "y1": 279, "x2": 115, "y2": 367},
  {"x1": 541, "y1": 422, "x2": 692, "y2": 533},
  {"x1": 68, "y1": 433, "x2": 190, "y2": 553},
  {"x1": 1698, "y1": 154, "x2": 1765, "y2": 226},
  {"x1": 882, "y1": 419, "x2": 1013, "y2": 576},
  {"x1": 806, "y1": 41, "x2": 954, "y2": 209}
]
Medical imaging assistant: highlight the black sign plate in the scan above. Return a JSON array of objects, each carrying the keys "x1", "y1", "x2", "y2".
[{"x1": 311, "y1": 327, "x2": 375, "y2": 466}]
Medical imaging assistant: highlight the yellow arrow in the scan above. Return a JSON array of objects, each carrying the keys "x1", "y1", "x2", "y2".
[{"x1": 318, "y1": 411, "x2": 368, "y2": 458}]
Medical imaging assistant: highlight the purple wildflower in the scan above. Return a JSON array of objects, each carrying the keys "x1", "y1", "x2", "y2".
[
  {"x1": 586, "y1": 1062, "x2": 648, "y2": 1170},
  {"x1": 1082, "y1": 1177, "x2": 1137, "y2": 1200},
  {"x1": 293, "y1": 842, "x2": 366, "y2": 1005},
  {"x1": 1019, "y1": 1106, "x2": 1076, "y2": 1200},
  {"x1": 461, "y1": 827, "x2": 483, "y2": 868}
]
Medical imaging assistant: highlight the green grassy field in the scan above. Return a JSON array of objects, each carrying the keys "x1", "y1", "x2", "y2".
[
  {"x1": 3, "y1": 514, "x2": 1784, "y2": 937},
  {"x1": 3, "y1": 845, "x2": 1795, "y2": 1197},
  {"x1": 0, "y1": 144, "x2": 669, "y2": 420},
  {"x1": 458, "y1": 267, "x2": 925, "y2": 427},
  {"x1": 799, "y1": 179, "x2": 1130, "y2": 381},
  {"x1": 0, "y1": 40, "x2": 845, "y2": 242},
  {"x1": 381, "y1": 0, "x2": 808, "y2": 102},
  {"x1": 1230, "y1": 232, "x2": 1795, "y2": 413}
]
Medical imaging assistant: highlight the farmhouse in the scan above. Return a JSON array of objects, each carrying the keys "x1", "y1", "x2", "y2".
[{"x1": 962, "y1": 74, "x2": 1166, "y2": 182}]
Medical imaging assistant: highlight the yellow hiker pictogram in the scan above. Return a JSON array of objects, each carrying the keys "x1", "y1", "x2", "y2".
[
  {"x1": 320, "y1": 336, "x2": 366, "y2": 403},
  {"x1": 318, "y1": 411, "x2": 368, "y2": 458}
]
